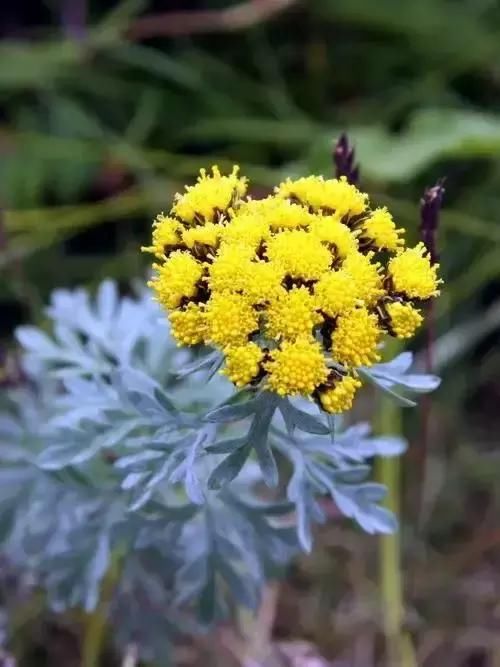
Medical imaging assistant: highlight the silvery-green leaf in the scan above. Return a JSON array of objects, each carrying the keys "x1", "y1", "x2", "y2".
[
  {"x1": 96, "y1": 280, "x2": 118, "y2": 322},
  {"x1": 208, "y1": 443, "x2": 252, "y2": 489},
  {"x1": 278, "y1": 398, "x2": 329, "y2": 435},
  {"x1": 115, "y1": 450, "x2": 164, "y2": 470},
  {"x1": 204, "y1": 397, "x2": 258, "y2": 423},
  {"x1": 37, "y1": 441, "x2": 101, "y2": 469},
  {"x1": 16, "y1": 327, "x2": 59, "y2": 356},
  {"x1": 330, "y1": 465, "x2": 371, "y2": 484},
  {"x1": 353, "y1": 504, "x2": 397, "y2": 535},
  {"x1": 121, "y1": 471, "x2": 148, "y2": 490},
  {"x1": 218, "y1": 559, "x2": 260, "y2": 610},
  {"x1": 247, "y1": 397, "x2": 279, "y2": 487},
  {"x1": 359, "y1": 368, "x2": 417, "y2": 407},
  {"x1": 205, "y1": 437, "x2": 248, "y2": 454},
  {"x1": 387, "y1": 373, "x2": 441, "y2": 392},
  {"x1": 371, "y1": 351, "x2": 413, "y2": 376},
  {"x1": 175, "y1": 349, "x2": 220, "y2": 378}
]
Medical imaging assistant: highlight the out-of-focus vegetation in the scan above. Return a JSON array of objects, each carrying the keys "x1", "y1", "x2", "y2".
[{"x1": 1, "y1": 1, "x2": 500, "y2": 665}]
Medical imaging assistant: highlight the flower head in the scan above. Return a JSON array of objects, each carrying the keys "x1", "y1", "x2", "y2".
[
  {"x1": 169, "y1": 302, "x2": 206, "y2": 346},
  {"x1": 242, "y1": 196, "x2": 316, "y2": 230},
  {"x1": 142, "y1": 214, "x2": 182, "y2": 258},
  {"x1": 182, "y1": 223, "x2": 221, "y2": 250},
  {"x1": 314, "y1": 270, "x2": 359, "y2": 317},
  {"x1": 265, "y1": 229, "x2": 331, "y2": 280},
  {"x1": 319, "y1": 375, "x2": 362, "y2": 414},
  {"x1": 342, "y1": 251, "x2": 383, "y2": 305},
  {"x1": 148, "y1": 251, "x2": 203, "y2": 310},
  {"x1": 144, "y1": 157, "x2": 441, "y2": 412},
  {"x1": 220, "y1": 212, "x2": 269, "y2": 250},
  {"x1": 310, "y1": 215, "x2": 359, "y2": 258},
  {"x1": 331, "y1": 307, "x2": 381, "y2": 367},
  {"x1": 222, "y1": 342, "x2": 264, "y2": 387},
  {"x1": 385, "y1": 301, "x2": 423, "y2": 339},
  {"x1": 207, "y1": 244, "x2": 255, "y2": 294},
  {"x1": 276, "y1": 175, "x2": 368, "y2": 218},
  {"x1": 265, "y1": 339, "x2": 328, "y2": 396},
  {"x1": 172, "y1": 165, "x2": 247, "y2": 224},
  {"x1": 388, "y1": 242, "x2": 440, "y2": 300},
  {"x1": 362, "y1": 207, "x2": 403, "y2": 251},
  {"x1": 205, "y1": 292, "x2": 258, "y2": 347},
  {"x1": 266, "y1": 287, "x2": 322, "y2": 341},
  {"x1": 242, "y1": 261, "x2": 284, "y2": 304}
]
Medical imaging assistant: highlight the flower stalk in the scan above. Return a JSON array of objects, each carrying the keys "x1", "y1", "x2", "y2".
[
  {"x1": 81, "y1": 549, "x2": 123, "y2": 667},
  {"x1": 418, "y1": 180, "x2": 445, "y2": 524}
]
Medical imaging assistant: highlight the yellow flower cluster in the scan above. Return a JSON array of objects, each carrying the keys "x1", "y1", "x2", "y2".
[{"x1": 143, "y1": 166, "x2": 441, "y2": 413}]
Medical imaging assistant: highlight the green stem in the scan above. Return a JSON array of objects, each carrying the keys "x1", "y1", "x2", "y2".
[
  {"x1": 376, "y1": 341, "x2": 414, "y2": 667},
  {"x1": 81, "y1": 550, "x2": 123, "y2": 667}
]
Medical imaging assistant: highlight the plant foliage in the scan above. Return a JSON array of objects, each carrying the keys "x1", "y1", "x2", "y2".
[{"x1": 0, "y1": 281, "x2": 439, "y2": 660}]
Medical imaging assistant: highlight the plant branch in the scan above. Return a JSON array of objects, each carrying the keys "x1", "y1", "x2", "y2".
[{"x1": 127, "y1": 0, "x2": 300, "y2": 41}]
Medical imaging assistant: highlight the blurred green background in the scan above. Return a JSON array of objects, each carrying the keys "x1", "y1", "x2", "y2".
[{"x1": 2, "y1": 0, "x2": 500, "y2": 665}]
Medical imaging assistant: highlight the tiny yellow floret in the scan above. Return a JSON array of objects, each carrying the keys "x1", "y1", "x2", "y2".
[
  {"x1": 241, "y1": 196, "x2": 316, "y2": 230},
  {"x1": 388, "y1": 243, "x2": 440, "y2": 300},
  {"x1": 386, "y1": 301, "x2": 423, "y2": 339},
  {"x1": 266, "y1": 287, "x2": 322, "y2": 341},
  {"x1": 276, "y1": 175, "x2": 368, "y2": 218},
  {"x1": 182, "y1": 223, "x2": 221, "y2": 250},
  {"x1": 207, "y1": 244, "x2": 255, "y2": 294},
  {"x1": 265, "y1": 338, "x2": 328, "y2": 397},
  {"x1": 362, "y1": 207, "x2": 404, "y2": 251},
  {"x1": 242, "y1": 261, "x2": 285, "y2": 304},
  {"x1": 310, "y1": 215, "x2": 359, "y2": 258},
  {"x1": 169, "y1": 303, "x2": 207, "y2": 346},
  {"x1": 342, "y1": 251, "x2": 383, "y2": 305},
  {"x1": 331, "y1": 307, "x2": 381, "y2": 367},
  {"x1": 314, "y1": 271, "x2": 359, "y2": 317},
  {"x1": 220, "y1": 212, "x2": 270, "y2": 250},
  {"x1": 141, "y1": 214, "x2": 182, "y2": 258},
  {"x1": 222, "y1": 342, "x2": 263, "y2": 387},
  {"x1": 319, "y1": 375, "x2": 362, "y2": 414},
  {"x1": 265, "y1": 229, "x2": 331, "y2": 280},
  {"x1": 172, "y1": 165, "x2": 247, "y2": 224},
  {"x1": 148, "y1": 251, "x2": 203, "y2": 310},
  {"x1": 205, "y1": 292, "x2": 258, "y2": 347}
]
